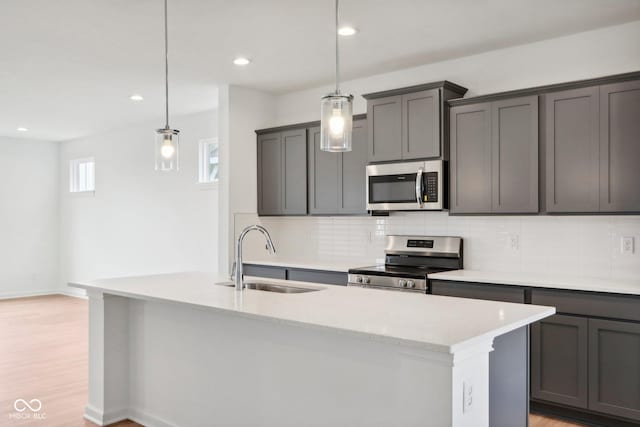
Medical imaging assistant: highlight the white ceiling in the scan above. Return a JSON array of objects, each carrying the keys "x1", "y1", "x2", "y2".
[{"x1": 2, "y1": 0, "x2": 639, "y2": 141}]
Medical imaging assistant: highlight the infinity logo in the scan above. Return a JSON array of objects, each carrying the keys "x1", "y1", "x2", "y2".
[{"x1": 13, "y1": 399, "x2": 42, "y2": 412}]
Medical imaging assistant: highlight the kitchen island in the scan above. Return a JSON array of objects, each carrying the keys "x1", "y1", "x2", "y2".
[{"x1": 70, "y1": 272, "x2": 554, "y2": 427}]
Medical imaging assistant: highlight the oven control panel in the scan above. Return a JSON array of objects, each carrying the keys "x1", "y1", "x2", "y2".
[{"x1": 347, "y1": 274, "x2": 427, "y2": 292}]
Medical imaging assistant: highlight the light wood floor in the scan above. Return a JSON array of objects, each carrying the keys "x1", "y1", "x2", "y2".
[{"x1": 0, "y1": 295, "x2": 585, "y2": 427}]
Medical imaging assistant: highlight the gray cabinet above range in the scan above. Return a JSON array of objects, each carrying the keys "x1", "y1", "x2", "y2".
[{"x1": 364, "y1": 81, "x2": 467, "y2": 163}]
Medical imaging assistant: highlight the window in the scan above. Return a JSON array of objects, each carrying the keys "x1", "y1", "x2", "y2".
[
  {"x1": 69, "y1": 158, "x2": 95, "y2": 193},
  {"x1": 198, "y1": 138, "x2": 219, "y2": 184}
]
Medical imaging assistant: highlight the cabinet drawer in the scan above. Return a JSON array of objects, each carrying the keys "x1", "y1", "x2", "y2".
[
  {"x1": 243, "y1": 264, "x2": 287, "y2": 280},
  {"x1": 530, "y1": 288, "x2": 640, "y2": 322},
  {"x1": 288, "y1": 268, "x2": 347, "y2": 286},
  {"x1": 430, "y1": 280, "x2": 526, "y2": 303}
]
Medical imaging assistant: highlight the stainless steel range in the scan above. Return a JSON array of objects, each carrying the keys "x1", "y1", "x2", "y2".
[{"x1": 348, "y1": 235, "x2": 463, "y2": 293}]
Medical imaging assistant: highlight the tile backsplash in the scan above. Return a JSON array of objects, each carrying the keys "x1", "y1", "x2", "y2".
[{"x1": 235, "y1": 212, "x2": 640, "y2": 280}]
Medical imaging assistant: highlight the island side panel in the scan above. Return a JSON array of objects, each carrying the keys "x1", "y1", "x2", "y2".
[
  {"x1": 124, "y1": 297, "x2": 478, "y2": 427},
  {"x1": 85, "y1": 291, "x2": 130, "y2": 426}
]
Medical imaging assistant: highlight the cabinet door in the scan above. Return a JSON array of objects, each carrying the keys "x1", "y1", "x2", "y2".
[
  {"x1": 340, "y1": 118, "x2": 368, "y2": 214},
  {"x1": 491, "y1": 96, "x2": 539, "y2": 213},
  {"x1": 402, "y1": 89, "x2": 440, "y2": 160},
  {"x1": 531, "y1": 314, "x2": 588, "y2": 409},
  {"x1": 308, "y1": 126, "x2": 340, "y2": 214},
  {"x1": 588, "y1": 318, "x2": 640, "y2": 421},
  {"x1": 450, "y1": 103, "x2": 492, "y2": 213},
  {"x1": 367, "y1": 95, "x2": 402, "y2": 162},
  {"x1": 545, "y1": 87, "x2": 599, "y2": 212},
  {"x1": 282, "y1": 129, "x2": 307, "y2": 215},
  {"x1": 257, "y1": 132, "x2": 282, "y2": 215},
  {"x1": 599, "y1": 80, "x2": 640, "y2": 212}
]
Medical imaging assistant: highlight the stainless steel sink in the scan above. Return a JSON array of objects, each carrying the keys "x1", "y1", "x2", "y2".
[{"x1": 215, "y1": 281, "x2": 322, "y2": 294}]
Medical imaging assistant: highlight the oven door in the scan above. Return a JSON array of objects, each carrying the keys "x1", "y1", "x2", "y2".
[{"x1": 366, "y1": 160, "x2": 443, "y2": 211}]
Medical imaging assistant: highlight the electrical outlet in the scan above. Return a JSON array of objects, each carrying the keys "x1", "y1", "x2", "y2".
[
  {"x1": 463, "y1": 381, "x2": 473, "y2": 413},
  {"x1": 621, "y1": 237, "x2": 635, "y2": 255},
  {"x1": 509, "y1": 234, "x2": 520, "y2": 251}
]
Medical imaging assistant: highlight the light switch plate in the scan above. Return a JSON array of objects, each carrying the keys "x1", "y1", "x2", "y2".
[{"x1": 621, "y1": 236, "x2": 635, "y2": 254}]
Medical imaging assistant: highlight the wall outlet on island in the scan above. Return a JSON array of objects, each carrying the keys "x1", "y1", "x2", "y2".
[
  {"x1": 621, "y1": 236, "x2": 635, "y2": 255},
  {"x1": 508, "y1": 234, "x2": 520, "y2": 251},
  {"x1": 463, "y1": 380, "x2": 473, "y2": 413}
]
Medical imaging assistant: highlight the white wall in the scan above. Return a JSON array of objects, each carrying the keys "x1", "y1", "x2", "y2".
[
  {"x1": 275, "y1": 20, "x2": 640, "y2": 124},
  {"x1": 0, "y1": 137, "x2": 59, "y2": 298},
  {"x1": 217, "y1": 86, "x2": 276, "y2": 274},
  {"x1": 233, "y1": 21, "x2": 640, "y2": 280},
  {"x1": 59, "y1": 110, "x2": 218, "y2": 294}
]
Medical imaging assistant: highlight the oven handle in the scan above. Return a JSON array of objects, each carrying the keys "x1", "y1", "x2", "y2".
[{"x1": 415, "y1": 167, "x2": 424, "y2": 208}]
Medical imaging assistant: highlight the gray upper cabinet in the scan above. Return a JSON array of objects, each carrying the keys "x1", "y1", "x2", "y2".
[
  {"x1": 365, "y1": 82, "x2": 468, "y2": 163},
  {"x1": 588, "y1": 318, "x2": 640, "y2": 421},
  {"x1": 450, "y1": 103, "x2": 493, "y2": 214},
  {"x1": 340, "y1": 118, "x2": 368, "y2": 214},
  {"x1": 367, "y1": 95, "x2": 402, "y2": 162},
  {"x1": 308, "y1": 118, "x2": 368, "y2": 215},
  {"x1": 308, "y1": 126, "x2": 340, "y2": 214},
  {"x1": 599, "y1": 80, "x2": 640, "y2": 213},
  {"x1": 450, "y1": 96, "x2": 538, "y2": 214},
  {"x1": 544, "y1": 87, "x2": 600, "y2": 213},
  {"x1": 531, "y1": 314, "x2": 589, "y2": 409},
  {"x1": 402, "y1": 89, "x2": 440, "y2": 159},
  {"x1": 257, "y1": 129, "x2": 307, "y2": 216},
  {"x1": 257, "y1": 132, "x2": 283, "y2": 216},
  {"x1": 282, "y1": 129, "x2": 308, "y2": 215},
  {"x1": 491, "y1": 96, "x2": 539, "y2": 213}
]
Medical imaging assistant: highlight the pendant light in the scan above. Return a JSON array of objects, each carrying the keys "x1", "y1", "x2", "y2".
[
  {"x1": 320, "y1": 0, "x2": 353, "y2": 152},
  {"x1": 155, "y1": 0, "x2": 180, "y2": 171}
]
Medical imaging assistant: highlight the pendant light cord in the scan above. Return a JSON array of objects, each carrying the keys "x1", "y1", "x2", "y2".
[
  {"x1": 164, "y1": 0, "x2": 170, "y2": 129},
  {"x1": 335, "y1": 0, "x2": 340, "y2": 94}
]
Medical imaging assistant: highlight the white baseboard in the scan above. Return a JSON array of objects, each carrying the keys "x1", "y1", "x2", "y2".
[
  {"x1": 0, "y1": 289, "x2": 59, "y2": 300},
  {"x1": 59, "y1": 287, "x2": 88, "y2": 299},
  {"x1": 85, "y1": 405, "x2": 176, "y2": 427},
  {"x1": 0, "y1": 288, "x2": 87, "y2": 300}
]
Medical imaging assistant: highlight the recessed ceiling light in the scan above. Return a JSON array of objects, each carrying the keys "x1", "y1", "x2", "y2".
[
  {"x1": 129, "y1": 94, "x2": 144, "y2": 101},
  {"x1": 233, "y1": 57, "x2": 251, "y2": 66},
  {"x1": 16, "y1": 127, "x2": 28, "y2": 132},
  {"x1": 338, "y1": 27, "x2": 357, "y2": 36}
]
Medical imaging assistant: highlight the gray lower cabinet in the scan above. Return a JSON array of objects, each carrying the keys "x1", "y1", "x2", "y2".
[
  {"x1": 430, "y1": 280, "x2": 525, "y2": 303},
  {"x1": 544, "y1": 87, "x2": 600, "y2": 213},
  {"x1": 588, "y1": 318, "x2": 640, "y2": 421},
  {"x1": 243, "y1": 264, "x2": 347, "y2": 286},
  {"x1": 257, "y1": 129, "x2": 307, "y2": 216},
  {"x1": 450, "y1": 95, "x2": 538, "y2": 214},
  {"x1": 599, "y1": 80, "x2": 640, "y2": 212},
  {"x1": 308, "y1": 118, "x2": 368, "y2": 215},
  {"x1": 531, "y1": 315, "x2": 589, "y2": 409}
]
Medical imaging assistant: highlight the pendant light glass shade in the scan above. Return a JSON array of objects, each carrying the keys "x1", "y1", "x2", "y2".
[
  {"x1": 155, "y1": 128, "x2": 180, "y2": 171},
  {"x1": 320, "y1": 0, "x2": 353, "y2": 152},
  {"x1": 155, "y1": 0, "x2": 180, "y2": 172},
  {"x1": 320, "y1": 93, "x2": 353, "y2": 152}
]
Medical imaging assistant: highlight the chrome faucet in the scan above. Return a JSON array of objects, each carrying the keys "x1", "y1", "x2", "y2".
[{"x1": 234, "y1": 225, "x2": 276, "y2": 291}]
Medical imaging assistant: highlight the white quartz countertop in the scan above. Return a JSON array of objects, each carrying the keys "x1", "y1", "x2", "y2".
[
  {"x1": 243, "y1": 259, "x2": 375, "y2": 273},
  {"x1": 429, "y1": 270, "x2": 640, "y2": 296},
  {"x1": 70, "y1": 272, "x2": 554, "y2": 354}
]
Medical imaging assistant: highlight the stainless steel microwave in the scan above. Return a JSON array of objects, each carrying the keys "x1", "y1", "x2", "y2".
[{"x1": 366, "y1": 160, "x2": 446, "y2": 211}]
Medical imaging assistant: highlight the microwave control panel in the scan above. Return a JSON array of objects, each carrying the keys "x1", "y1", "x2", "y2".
[{"x1": 424, "y1": 172, "x2": 438, "y2": 203}]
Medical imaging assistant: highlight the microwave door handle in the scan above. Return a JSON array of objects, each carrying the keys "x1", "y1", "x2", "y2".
[{"x1": 415, "y1": 167, "x2": 424, "y2": 208}]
